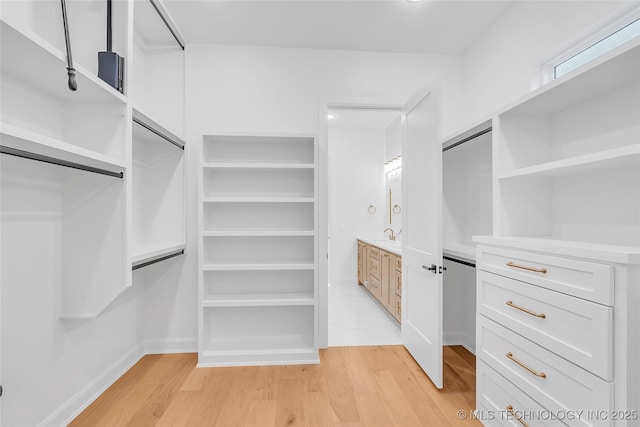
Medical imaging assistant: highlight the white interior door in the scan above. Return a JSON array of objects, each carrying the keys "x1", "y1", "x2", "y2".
[{"x1": 401, "y1": 88, "x2": 444, "y2": 388}]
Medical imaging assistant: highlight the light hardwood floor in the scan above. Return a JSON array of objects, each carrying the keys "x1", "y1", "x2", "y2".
[{"x1": 70, "y1": 345, "x2": 480, "y2": 426}]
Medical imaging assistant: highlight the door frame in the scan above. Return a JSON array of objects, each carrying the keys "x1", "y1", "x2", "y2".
[{"x1": 317, "y1": 100, "x2": 403, "y2": 348}]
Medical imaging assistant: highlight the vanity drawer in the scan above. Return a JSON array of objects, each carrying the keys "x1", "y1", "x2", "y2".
[
  {"x1": 395, "y1": 270, "x2": 402, "y2": 295},
  {"x1": 369, "y1": 246, "x2": 381, "y2": 260},
  {"x1": 369, "y1": 257, "x2": 380, "y2": 279},
  {"x1": 395, "y1": 296, "x2": 401, "y2": 320},
  {"x1": 477, "y1": 360, "x2": 565, "y2": 427},
  {"x1": 478, "y1": 316, "x2": 613, "y2": 427},
  {"x1": 477, "y1": 246, "x2": 612, "y2": 305},
  {"x1": 395, "y1": 257, "x2": 402, "y2": 270},
  {"x1": 477, "y1": 270, "x2": 612, "y2": 380}
]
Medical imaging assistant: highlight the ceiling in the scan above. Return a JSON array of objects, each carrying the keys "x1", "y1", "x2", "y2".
[{"x1": 163, "y1": 0, "x2": 516, "y2": 55}]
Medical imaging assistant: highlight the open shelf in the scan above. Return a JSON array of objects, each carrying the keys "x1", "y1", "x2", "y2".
[
  {"x1": 203, "y1": 293, "x2": 314, "y2": 307},
  {"x1": 203, "y1": 162, "x2": 314, "y2": 169},
  {"x1": 132, "y1": 114, "x2": 185, "y2": 266},
  {"x1": 204, "y1": 230, "x2": 314, "y2": 237},
  {"x1": 132, "y1": 243, "x2": 186, "y2": 268},
  {"x1": 0, "y1": 123, "x2": 126, "y2": 176},
  {"x1": 1, "y1": 20, "x2": 128, "y2": 161},
  {"x1": 203, "y1": 268, "x2": 314, "y2": 295},
  {"x1": 443, "y1": 243, "x2": 476, "y2": 263},
  {"x1": 203, "y1": 195, "x2": 314, "y2": 203},
  {"x1": 1, "y1": 151, "x2": 126, "y2": 319},
  {"x1": 499, "y1": 144, "x2": 640, "y2": 180},
  {"x1": 203, "y1": 168, "x2": 314, "y2": 198},
  {"x1": 203, "y1": 235, "x2": 314, "y2": 265},
  {"x1": 131, "y1": 0, "x2": 185, "y2": 138},
  {"x1": 1, "y1": 1, "x2": 128, "y2": 83},
  {"x1": 203, "y1": 135, "x2": 315, "y2": 164},
  {"x1": 203, "y1": 263, "x2": 315, "y2": 271},
  {"x1": 200, "y1": 305, "x2": 317, "y2": 366}
]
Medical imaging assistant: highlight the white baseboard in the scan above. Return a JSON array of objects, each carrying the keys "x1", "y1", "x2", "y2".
[
  {"x1": 145, "y1": 337, "x2": 197, "y2": 354},
  {"x1": 38, "y1": 344, "x2": 145, "y2": 427}
]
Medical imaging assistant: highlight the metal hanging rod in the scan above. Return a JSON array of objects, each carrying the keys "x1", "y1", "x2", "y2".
[
  {"x1": 132, "y1": 250, "x2": 184, "y2": 271},
  {"x1": 442, "y1": 127, "x2": 492, "y2": 153},
  {"x1": 0, "y1": 146, "x2": 123, "y2": 179},
  {"x1": 148, "y1": 0, "x2": 185, "y2": 51},
  {"x1": 133, "y1": 117, "x2": 185, "y2": 150},
  {"x1": 443, "y1": 255, "x2": 476, "y2": 268}
]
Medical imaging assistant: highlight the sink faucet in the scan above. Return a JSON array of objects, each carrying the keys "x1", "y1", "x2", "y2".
[{"x1": 384, "y1": 228, "x2": 396, "y2": 241}]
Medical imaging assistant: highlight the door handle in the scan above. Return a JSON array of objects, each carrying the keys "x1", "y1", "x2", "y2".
[{"x1": 423, "y1": 264, "x2": 437, "y2": 273}]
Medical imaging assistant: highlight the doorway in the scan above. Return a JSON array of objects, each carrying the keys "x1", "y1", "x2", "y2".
[{"x1": 324, "y1": 107, "x2": 403, "y2": 346}]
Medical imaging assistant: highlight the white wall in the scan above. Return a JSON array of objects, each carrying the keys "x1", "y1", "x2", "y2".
[
  {"x1": 328, "y1": 127, "x2": 385, "y2": 286},
  {"x1": 461, "y1": 0, "x2": 633, "y2": 126}
]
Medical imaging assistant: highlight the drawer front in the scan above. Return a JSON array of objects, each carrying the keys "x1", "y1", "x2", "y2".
[
  {"x1": 370, "y1": 246, "x2": 381, "y2": 260},
  {"x1": 395, "y1": 296, "x2": 401, "y2": 320},
  {"x1": 477, "y1": 246, "x2": 612, "y2": 305},
  {"x1": 477, "y1": 270, "x2": 612, "y2": 380},
  {"x1": 478, "y1": 316, "x2": 613, "y2": 427},
  {"x1": 369, "y1": 257, "x2": 380, "y2": 279},
  {"x1": 395, "y1": 257, "x2": 402, "y2": 270},
  {"x1": 395, "y1": 270, "x2": 402, "y2": 295},
  {"x1": 477, "y1": 360, "x2": 566, "y2": 427}
]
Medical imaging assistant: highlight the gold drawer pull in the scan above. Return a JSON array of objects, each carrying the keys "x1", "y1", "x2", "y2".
[
  {"x1": 506, "y1": 405, "x2": 529, "y2": 427},
  {"x1": 507, "y1": 261, "x2": 547, "y2": 274},
  {"x1": 506, "y1": 352, "x2": 547, "y2": 378},
  {"x1": 506, "y1": 300, "x2": 546, "y2": 319}
]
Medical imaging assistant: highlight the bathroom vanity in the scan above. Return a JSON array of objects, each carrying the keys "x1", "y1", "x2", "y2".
[{"x1": 357, "y1": 238, "x2": 402, "y2": 321}]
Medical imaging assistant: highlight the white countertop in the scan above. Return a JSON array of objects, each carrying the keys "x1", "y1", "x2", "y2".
[{"x1": 357, "y1": 236, "x2": 402, "y2": 256}]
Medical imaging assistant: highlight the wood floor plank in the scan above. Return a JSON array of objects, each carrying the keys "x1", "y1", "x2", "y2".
[{"x1": 71, "y1": 345, "x2": 480, "y2": 426}]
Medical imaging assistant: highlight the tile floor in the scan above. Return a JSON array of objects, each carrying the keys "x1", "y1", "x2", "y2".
[{"x1": 328, "y1": 280, "x2": 402, "y2": 346}]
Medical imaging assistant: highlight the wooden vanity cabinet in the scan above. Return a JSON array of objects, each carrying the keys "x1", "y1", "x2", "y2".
[{"x1": 357, "y1": 240, "x2": 401, "y2": 322}]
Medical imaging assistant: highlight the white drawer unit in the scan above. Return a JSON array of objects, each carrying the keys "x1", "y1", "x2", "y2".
[
  {"x1": 474, "y1": 238, "x2": 640, "y2": 427},
  {"x1": 477, "y1": 270, "x2": 613, "y2": 380},
  {"x1": 477, "y1": 360, "x2": 567, "y2": 427},
  {"x1": 477, "y1": 246, "x2": 613, "y2": 305},
  {"x1": 478, "y1": 316, "x2": 613, "y2": 427}
]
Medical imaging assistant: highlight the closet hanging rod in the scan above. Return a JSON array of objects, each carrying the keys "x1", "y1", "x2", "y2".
[
  {"x1": 442, "y1": 127, "x2": 492, "y2": 153},
  {"x1": 133, "y1": 117, "x2": 185, "y2": 150},
  {"x1": 132, "y1": 249, "x2": 184, "y2": 271},
  {"x1": 148, "y1": 0, "x2": 185, "y2": 51},
  {"x1": 0, "y1": 146, "x2": 124, "y2": 179},
  {"x1": 443, "y1": 255, "x2": 476, "y2": 268}
]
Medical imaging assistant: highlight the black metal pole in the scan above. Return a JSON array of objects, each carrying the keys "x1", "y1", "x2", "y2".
[{"x1": 60, "y1": 0, "x2": 77, "y2": 91}]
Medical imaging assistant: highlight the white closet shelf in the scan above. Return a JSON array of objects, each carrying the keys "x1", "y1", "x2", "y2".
[
  {"x1": 500, "y1": 145, "x2": 640, "y2": 180},
  {"x1": 203, "y1": 293, "x2": 314, "y2": 307},
  {"x1": 203, "y1": 195, "x2": 315, "y2": 203},
  {"x1": 203, "y1": 162, "x2": 314, "y2": 169},
  {"x1": 132, "y1": 107, "x2": 186, "y2": 149},
  {"x1": 498, "y1": 40, "x2": 640, "y2": 117},
  {"x1": 203, "y1": 230, "x2": 314, "y2": 237},
  {"x1": 443, "y1": 243, "x2": 476, "y2": 262},
  {"x1": 1, "y1": 20, "x2": 126, "y2": 105},
  {"x1": 473, "y1": 236, "x2": 640, "y2": 264},
  {"x1": 132, "y1": 243, "x2": 186, "y2": 267},
  {"x1": 203, "y1": 263, "x2": 315, "y2": 271},
  {"x1": 0, "y1": 124, "x2": 126, "y2": 174}
]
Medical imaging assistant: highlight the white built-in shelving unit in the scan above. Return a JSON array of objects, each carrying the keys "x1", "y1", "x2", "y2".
[
  {"x1": 0, "y1": 0, "x2": 187, "y2": 312},
  {"x1": 494, "y1": 40, "x2": 640, "y2": 248},
  {"x1": 131, "y1": 108, "x2": 186, "y2": 269},
  {"x1": 476, "y1": 39, "x2": 640, "y2": 425},
  {"x1": 198, "y1": 134, "x2": 319, "y2": 367}
]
